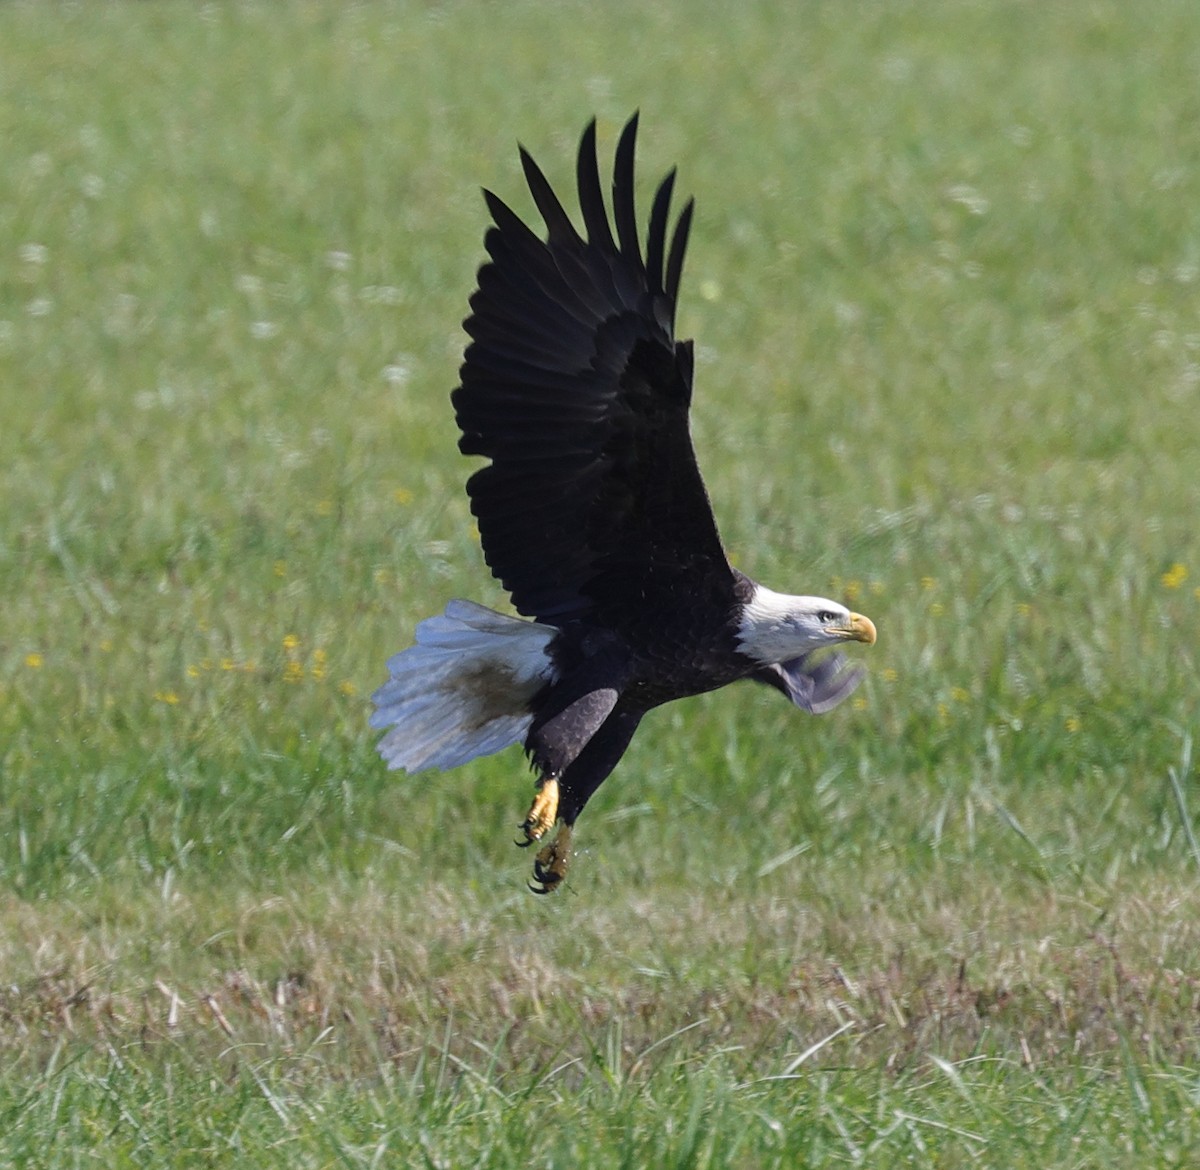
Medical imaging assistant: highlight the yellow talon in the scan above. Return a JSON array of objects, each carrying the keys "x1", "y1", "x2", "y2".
[
  {"x1": 520, "y1": 776, "x2": 559, "y2": 843},
  {"x1": 529, "y1": 823, "x2": 573, "y2": 894}
]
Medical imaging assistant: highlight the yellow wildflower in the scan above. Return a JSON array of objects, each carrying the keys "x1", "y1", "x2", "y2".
[
  {"x1": 393, "y1": 487, "x2": 414, "y2": 505},
  {"x1": 844, "y1": 579, "x2": 862, "y2": 603},
  {"x1": 1065, "y1": 715, "x2": 1081, "y2": 733},
  {"x1": 1162, "y1": 563, "x2": 1188, "y2": 589},
  {"x1": 338, "y1": 680, "x2": 358, "y2": 697},
  {"x1": 282, "y1": 634, "x2": 300, "y2": 652},
  {"x1": 283, "y1": 661, "x2": 304, "y2": 683},
  {"x1": 273, "y1": 560, "x2": 288, "y2": 578},
  {"x1": 24, "y1": 652, "x2": 43, "y2": 668},
  {"x1": 951, "y1": 686, "x2": 970, "y2": 703},
  {"x1": 881, "y1": 667, "x2": 898, "y2": 683},
  {"x1": 155, "y1": 690, "x2": 180, "y2": 705},
  {"x1": 310, "y1": 647, "x2": 327, "y2": 679}
]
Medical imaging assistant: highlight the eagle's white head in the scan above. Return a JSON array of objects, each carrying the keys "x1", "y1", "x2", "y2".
[{"x1": 736, "y1": 583, "x2": 877, "y2": 666}]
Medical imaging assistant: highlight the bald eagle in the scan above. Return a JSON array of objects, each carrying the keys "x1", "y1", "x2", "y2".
[{"x1": 371, "y1": 115, "x2": 876, "y2": 893}]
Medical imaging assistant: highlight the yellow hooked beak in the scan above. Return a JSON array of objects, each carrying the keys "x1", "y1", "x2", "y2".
[{"x1": 839, "y1": 612, "x2": 877, "y2": 645}]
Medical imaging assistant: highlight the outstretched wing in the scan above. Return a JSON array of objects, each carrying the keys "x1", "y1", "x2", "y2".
[
  {"x1": 754, "y1": 653, "x2": 865, "y2": 715},
  {"x1": 453, "y1": 114, "x2": 734, "y2": 626}
]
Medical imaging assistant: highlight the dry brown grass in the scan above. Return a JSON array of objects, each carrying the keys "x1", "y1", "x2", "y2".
[{"x1": 5, "y1": 874, "x2": 1199, "y2": 1088}]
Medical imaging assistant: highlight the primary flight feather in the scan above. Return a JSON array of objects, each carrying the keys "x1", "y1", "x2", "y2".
[{"x1": 371, "y1": 115, "x2": 876, "y2": 892}]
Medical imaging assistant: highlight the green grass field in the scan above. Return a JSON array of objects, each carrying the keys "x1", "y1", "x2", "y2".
[{"x1": 3, "y1": 1, "x2": 1200, "y2": 1164}]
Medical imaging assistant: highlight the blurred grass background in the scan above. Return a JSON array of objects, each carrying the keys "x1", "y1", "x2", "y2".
[{"x1": 2, "y1": 1, "x2": 1200, "y2": 1164}]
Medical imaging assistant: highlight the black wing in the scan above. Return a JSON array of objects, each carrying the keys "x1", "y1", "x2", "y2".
[{"x1": 453, "y1": 114, "x2": 734, "y2": 626}]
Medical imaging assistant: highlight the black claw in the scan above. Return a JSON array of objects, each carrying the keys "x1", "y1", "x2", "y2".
[
  {"x1": 527, "y1": 880, "x2": 551, "y2": 895},
  {"x1": 530, "y1": 862, "x2": 563, "y2": 893}
]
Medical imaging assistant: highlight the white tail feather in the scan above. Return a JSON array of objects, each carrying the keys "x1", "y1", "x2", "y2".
[{"x1": 370, "y1": 600, "x2": 557, "y2": 773}]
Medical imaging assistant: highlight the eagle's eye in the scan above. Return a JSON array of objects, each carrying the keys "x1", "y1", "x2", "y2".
[{"x1": 817, "y1": 610, "x2": 838, "y2": 625}]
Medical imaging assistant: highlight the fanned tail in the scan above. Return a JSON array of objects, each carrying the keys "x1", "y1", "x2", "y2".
[{"x1": 370, "y1": 600, "x2": 557, "y2": 772}]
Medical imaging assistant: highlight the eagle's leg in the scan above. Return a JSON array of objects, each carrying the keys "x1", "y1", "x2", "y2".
[
  {"x1": 520, "y1": 708, "x2": 645, "y2": 893},
  {"x1": 529, "y1": 823, "x2": 572, "y2": 894},
  {"x1": 518, "y1": 683, "x2": 621, "y2": 859},
  {"x1": 518, "y1": 774, "x2": 559, "y2": 844}
]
